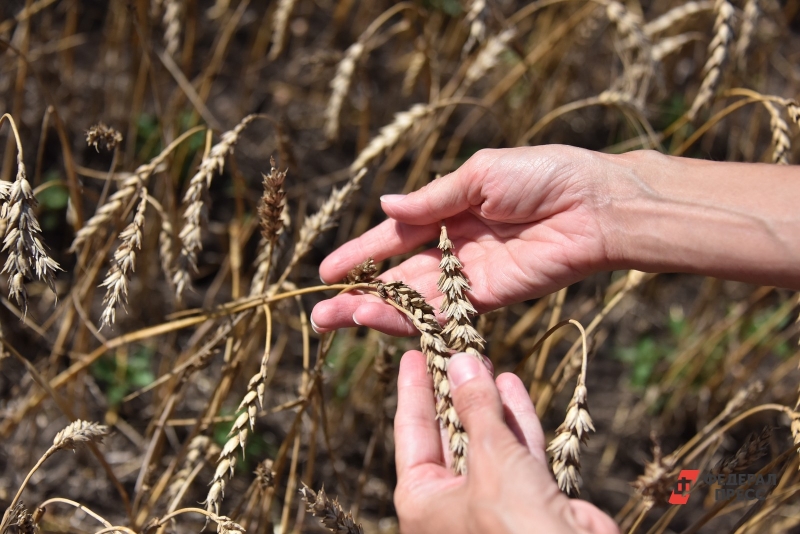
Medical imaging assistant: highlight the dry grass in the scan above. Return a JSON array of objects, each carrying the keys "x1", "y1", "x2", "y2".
[{"x1": 0, "y1": 1, "x2": 799, "y2": 533}]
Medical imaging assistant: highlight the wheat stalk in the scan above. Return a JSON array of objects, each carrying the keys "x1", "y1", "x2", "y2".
[
  {"x1": 173, "y1": 115, "x2": 258, "y2": 300},
  {"x1": 688, "y1": 0, "x2": 734, "y2": 119},
  {"x1": 299, "y1": 484, "x2": 364, "y2": 534},
  {"x1": 437, "y1": 224, "x2": 485, "y2": 358},
  {"x1": 374, "y1": 281, "x2": 469, "y2": 474},
  {"x1": 99, "y1": 189, "x2": 147, "y2": 327},
  {"x1": 547, "y1": 320, "x2": 594, "y2": 496},
  {"x1": 0, "y1": 114, "x2": 61, "y2": 314},
  {"x1": 763, "y1": 101, "x2": 791, "y2": 164}
]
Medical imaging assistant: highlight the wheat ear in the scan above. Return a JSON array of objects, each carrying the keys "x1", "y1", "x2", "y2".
[
  {"x1": 350, "y1": 104, "x2": 432, "y2": 173},
  {"x1": 763, "y1": 101, "x2": 791, "y2": 165},
  {"x1": 324, "y1": 42, "x2": 365, "y2": 141},
  {"x1": 688, "y1": 0, "x2": 734, "y2": 119},
  {"x1": 464, "y1": 28, "x2": 516, "y2": 85},
  {"x1": 375, "y1": 281, "x2": 469, "y2": 474},
  {"x1": 643, "y1": 1, "x2": 714, "y2": 36},
  {"x1": 173, "y1": 115, "x2": 257, "y2": 299},
  {"x1": 0, "y1": 114, "x2": 61, "y2": 313},
  {"x1": 86, "y1": 123, "x2": 123, "y2": 152},
  {"x1": 268, "y1": 0, "x2": 297, "y2": 60},
  {"x1": 462, "y1": 0, "x2": 487, "y2": 55},
  {"x1": 99, "y1": 189, "x2": 147, "y2": 327},
  {"x1": 299, "y1": 484, "x2": 364, "y2": 534},
  {"x1": 735, "y1": 0, "x2": 759, "y2": 70},
  {"x1": 547, "y1": 320, "x2": 595, "y2": 496},
  {"x1": 437, "y1": 224, "x2": 485, "y2": 358},
  {"x1": 163, "y1": 0, "x2": 182, "y2": 57},
  {"x1": 250, "y1": 157, "x2": 287, "y2": 296}
]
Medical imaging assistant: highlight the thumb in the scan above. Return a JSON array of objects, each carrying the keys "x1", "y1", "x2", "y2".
[
  {"x1": 447, "y1": 352, "x2": 510, "y2": 444},
  {"x1": 380, "y1": 161, "x2": 480, "y2": 225}
]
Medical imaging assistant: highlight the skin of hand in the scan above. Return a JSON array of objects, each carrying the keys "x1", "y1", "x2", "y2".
[
  {"x1": 311, "y1": 145, "x2": 800, "y2": 335},
  {"x1": 394, "y1": 350, "x2": 619, "y2": 534}
]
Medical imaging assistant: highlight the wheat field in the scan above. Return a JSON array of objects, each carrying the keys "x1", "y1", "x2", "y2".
[{"x1": 0, "y1": 0, "x2": 799, "y2": 532}]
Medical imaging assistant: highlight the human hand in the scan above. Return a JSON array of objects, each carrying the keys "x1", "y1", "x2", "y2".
[
  {"x1": 312, "y1": 145, "x2": 615, "y2": 336},
  {"x1": 393, "y1": 350, "x2": 619, "y2": 534}
]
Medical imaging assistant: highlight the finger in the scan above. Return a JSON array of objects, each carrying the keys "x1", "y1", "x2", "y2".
[
  {"x1": 495, "y1": 373, "x2": 547, "y2": 465},
  {"x1": 311, "y1": 294, "x2": 420, "y2": 336},
  {"x1": 446, "y1": 353, "x2": 511, "y2": 446},
  {"x1": 395, "y1": 351, "x2": 447, "y2": 477},
  {"x1": 319, "y1": 218, "x2": 439, "y2": 284},
  {"x1": 380, "y1": 154, "x2": 492, "y2": 224},
  {"x1": 569, "y1": 501, "x2": 621, "y2": 534}
]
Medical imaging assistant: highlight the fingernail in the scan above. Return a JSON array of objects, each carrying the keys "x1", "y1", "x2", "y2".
[
  {"x1": 352, "y1": 313, "x2": 362, "y2": 326},
  {"x1": 448, "y1": 353, "x2": 482, "y2": 388},
  {"x1": 310, "y1": 315, "x2": 321, "y2": 334},
  {"x1": 380, "y1": 194, "x2": 406, "y2": 203},
  {"x1": 320, "y1": 273, "x2": 330, "y2": 285}
]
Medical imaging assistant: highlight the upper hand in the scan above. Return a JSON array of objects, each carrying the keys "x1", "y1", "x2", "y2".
[{"x1": 312, "y1": 146, "x2": 614, "y2": 335}]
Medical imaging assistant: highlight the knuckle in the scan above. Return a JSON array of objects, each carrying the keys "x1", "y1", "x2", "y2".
[{"x1": 452, "y1": 381, "x2": 496, "y2": 421}]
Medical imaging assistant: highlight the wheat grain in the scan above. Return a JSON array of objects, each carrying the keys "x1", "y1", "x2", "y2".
[
  {"x1": 764, "y1": 101, "x2": 791, "y2": 164},
  {"x1": 343, "y1": 257, "x2": 377, "y2": 285},
  {"x1": 324, "y1": 42, "x2": 365, "y2": 141},
  {"x1": 437, "y1": 224, "x2": 485, "y2": 358},
  {"x1": 402, "y1": 46, "x2": 426, "y2": 97},
  {"x1": 0, "y1": 118, "x2": 61, "y2": 313},
  {"x1": 255, "y1": 459, "x2": 275, "y2": 490},
  {"x1": 787, "y1": 100, "x2": 800, "y2": 127},
  {"x1": 173, "y1": 115, "x2": 257, "y2": 300},
  {"x1": 375, "y1": 281, "x2": 469, "y2": 474},
  {"x1": 53, "y1": 420, "x2": 108, "y2": 450},
  {"x1": 350, "y1": 104, "x2": 432, "y2": 173},
  {"x1": 713, "y1": 427, "x2": 771, "y2": 474},
  {"x1": 166, "y1": 435, "x2": 216, "y2": 507},
  {"x1": 688, "y1": 0, "x2": 734, "y2": 119},
  {"x1": 299, "y1": 484, "x2": 364, "y2": 534},
  {"x1": 85, "y1": 123, "x2": 122, "y2": 152},
  {"x1": 99, "y1": 189, "x2": 147, "y2": 327}
]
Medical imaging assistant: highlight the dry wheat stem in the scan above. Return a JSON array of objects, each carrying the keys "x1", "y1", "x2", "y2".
[
  {"x1": 373, "y1": 281, "x2": 469, "y2": 474},
  {"x1": 299, "y1": 484, "x2": 364, "y2": 534},
  {"x1": 763, "y1": 100, "x2": 791, "y2": 164},
  {"x1": 0, "y1": 114, "x2": 61, "y2": 313},
  {"x1": 173, "y1": 115, "x2": 258, "y2": 299},
  {"x1": 71, "y1": 126, "x2": 205, "y2": 253},
  {"x1": 652, "y1": 33, "x2": 703, "y2": 62},
  {"x1": 546, "y1": 320, "x2": 594, "y2": 497},
  {"x1": 688, "y1": 0, "x2": 734, "y2": 119},
  {"x1": 437, "y1": 224, "x2": 485, "y2": 358},
  {"x1": 166, "y1": 435, "x2": 217, "y2": 511},
  {"x1": 100, "y1": 188, "x2": 147, "y2": 326}
]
